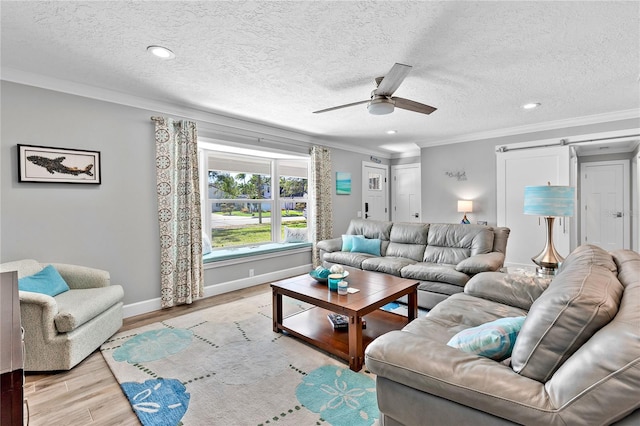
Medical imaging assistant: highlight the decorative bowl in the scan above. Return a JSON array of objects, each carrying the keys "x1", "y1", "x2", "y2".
[{"x1": 309, "y1": 270, "x2": 348, "y2": 284}]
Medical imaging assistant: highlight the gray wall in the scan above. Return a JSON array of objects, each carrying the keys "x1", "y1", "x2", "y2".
[
  {"x1": 0, "y1": 81, "x2": 311, "y2": 306},
  {"x1": 328, "y1": 147, "x2": 390, "y2": 236},
  {"x1": 420, "y1": 118, "x2": 640, "y2": 226}
]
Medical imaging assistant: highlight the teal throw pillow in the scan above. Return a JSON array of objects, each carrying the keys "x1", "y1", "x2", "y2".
[
  {"x1": 18, "y1": 264, "x2": 70, "y2": 297},
  {"x1": 447, "y1": 316, "x2": 526, "y2": 361},
  {"x1": 341, "y1": 234, "x2": 364, "y2": 251},
  {"x1": 351, "y1": 237, "x2": 381, "y2": 256}
]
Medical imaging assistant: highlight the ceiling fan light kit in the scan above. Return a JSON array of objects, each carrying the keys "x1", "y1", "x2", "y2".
[
  {"x1": 367, "y1": 97, "x2": 395, "y2": 115},
  {"x1": 313, "y1": 63, "x2": 437, "y2": 116}
]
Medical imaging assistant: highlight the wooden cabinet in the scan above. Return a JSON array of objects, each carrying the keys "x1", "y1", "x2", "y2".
[{"x1": 1, "y1": 271, "x2": 23, "y2": 425}]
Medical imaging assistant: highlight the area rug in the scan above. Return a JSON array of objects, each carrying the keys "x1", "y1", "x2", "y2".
[{"x1": 101, "y1": 292, "x2": 384, "y2": 426}]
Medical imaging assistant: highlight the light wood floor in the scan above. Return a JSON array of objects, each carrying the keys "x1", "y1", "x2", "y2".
[{"x1": 24, "y1": 283, "x2": 272, "y2": 426}]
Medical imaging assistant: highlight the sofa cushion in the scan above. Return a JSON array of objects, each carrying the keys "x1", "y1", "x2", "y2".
[
  {"x1": 401, "y1": 263, "x2": 470, "y2": 286},
  {"x1": 423, "y1": 224, "x2": 495, "y2": 264},
  {"x1": 346, "y1": 218, "x2": 392, "y2": 241},
  {"x1": 362, "y1": 257, "x2": 416, "y2": 276},
  {"x1": 351, "y1": 237, "x2": 381, "y2": 256},
  {"x1": 18, "y1": 265, "x2": 70, "y2": 297},
  {"x1": 447, "y1": 316, "x2": 526, "y2": 361},
  {"x1": 341, "y1": 234, "x2": 364, "y2": 251},
  {"x1": 54, "y1": 286, "x2": 125, "y2": 333},
  {"x1": 465, "y1": 272, "x2": 552, "y2": 310},
  {"x1": 511, "y1": 245, "x2": 623, "y2": 382},
  {"x1": 323, "y1": 251, "x2": 376, "y2": 269},
  {"x1": 417, "y1": 281, "x2": 465, "y2": 297}
]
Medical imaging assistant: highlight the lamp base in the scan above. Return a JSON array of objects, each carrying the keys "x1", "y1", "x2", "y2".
[
  {"x1": 535, "y1": 266, "x2": 558, "y2": 277},
  {"x1": 460, "y1": 214, "x2": 470, "y2": 224},
  {"x1": 531, "y1": 216, "x2": 564, "y2": 277}
]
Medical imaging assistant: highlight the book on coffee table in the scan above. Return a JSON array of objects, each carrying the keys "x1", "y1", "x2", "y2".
[{"x1": 327, "y1": 313, "x2": 366, "y2": 330}]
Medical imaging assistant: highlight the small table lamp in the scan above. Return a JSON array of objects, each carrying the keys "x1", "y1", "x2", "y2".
[
  {"x1": 523, "y1": 184, "x2": 575, "y2": 276},
  {"x1": 457, "y1": 200, "x2": 473, "y2": 224}
]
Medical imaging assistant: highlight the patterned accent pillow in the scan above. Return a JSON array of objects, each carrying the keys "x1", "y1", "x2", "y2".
[
  {"x1": 447, "y1": 317, "x2": 526, "y2": 361},
  {"x1": 351, "y1": 237, "x2": 381, "y2": 256},
  {"x1": 284, "y1": 226, "x2": 308, "y2": 243},
  {"x1": 341, "y1": 234, "x2": 364, "y2": 251},
  {"x1": 18, "y1": 264, "x2": 70, "y2": 297}
]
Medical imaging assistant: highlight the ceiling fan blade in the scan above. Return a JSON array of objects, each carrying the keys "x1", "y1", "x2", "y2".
[
  {"x1": 392, "y1": 97, "x2": 437, "y2": 115},
  {"x1": 313, "y1": 99, "x2": 369, "y2": 114},
  {"x1": 375, "y1": 63, "x2": 412, "y2": 96}
]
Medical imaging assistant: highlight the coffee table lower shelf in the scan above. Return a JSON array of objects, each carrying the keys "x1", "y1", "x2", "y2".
[{"x1": 277, "y1": 306, "x2": 407, "y2": 369}]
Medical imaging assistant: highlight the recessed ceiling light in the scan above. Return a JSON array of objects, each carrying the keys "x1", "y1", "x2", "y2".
[
  {"x1": 522, "y1": 102, "x2": 541, "y2": 110},
  {"x1": 386, "y1": 130, "x2": 398, "y2": 135},
  {"x1": 147, "y1": 45, "x2": 175, "y2": 59}
]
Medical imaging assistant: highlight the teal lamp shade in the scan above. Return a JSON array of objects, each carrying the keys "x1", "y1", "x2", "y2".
[
  {"x1": 523, "y1": 185, "x2": 575, "y2": 276},
  {"x1": 523, "y1": 186, "x2": 575, "y2": 217}
]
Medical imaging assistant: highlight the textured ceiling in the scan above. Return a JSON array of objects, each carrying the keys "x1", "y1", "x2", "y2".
[{"x1": 2, "y1": 1, "x2": 639, "y2": 156}]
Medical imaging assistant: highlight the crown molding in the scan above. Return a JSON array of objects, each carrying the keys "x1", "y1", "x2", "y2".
[
  {"x1": 1, "y1": 67, "x2": 397, "y2": 159},
  {"x1": 1, "y1": 67, "x2": 317, "y2": 145},
  {"x1": 416, "y1": 109, "x2": 640, "y2": 148}
]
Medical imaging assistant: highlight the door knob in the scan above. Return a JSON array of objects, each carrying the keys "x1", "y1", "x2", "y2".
[
  {"x1": 414, "y1": 213, "x2": 419, "y2": 218},
  {"x1": 614, "y1": 212, "x2": 623, "y2": 218}
]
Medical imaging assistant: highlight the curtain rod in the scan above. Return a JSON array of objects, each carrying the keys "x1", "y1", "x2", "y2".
[{"x1": 496, "y1": 133, "x2": 640, "y2": 152}]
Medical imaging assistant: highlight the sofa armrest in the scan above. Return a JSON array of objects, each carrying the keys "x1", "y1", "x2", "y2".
[
  {"x1": 19, "y1": 291, "x2": 59, "y2": 342},
  {"x1": 456, "y1": 252, "x2": 505, "y2": 274},
  {"x1": 464, "y1": 272, "x2": 551, "y2": 310},
  {"x1": 50, "y1": 263, "x2": 111, "y2": 289},
  {"x1": 316, "y1": 237, "x2": 343, "y2": 254},
  {"x1": 365, "y1": 330, "x2": 553, "y2": 424}
]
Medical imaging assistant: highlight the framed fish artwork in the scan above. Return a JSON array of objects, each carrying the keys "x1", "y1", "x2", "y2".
[{"x1": 17, "y1": 144, "x2": 101, "y2": 184}]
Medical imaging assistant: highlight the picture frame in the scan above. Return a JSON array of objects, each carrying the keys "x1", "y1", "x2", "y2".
[
  {"x1": 17, "y1": 144, "x2": 101, "y2": 184},
  {"x1": 336, "y1": 172, "x2": 351, "y2": 195}
]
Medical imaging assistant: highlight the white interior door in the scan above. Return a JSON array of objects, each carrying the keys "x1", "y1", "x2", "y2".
[
  {"x1": 580, "y1": 160, "x2": 629, "y2": 250},
  {"x1": 362, "y1": 162, "x2": 388, "y2": 221},
  {"x1": 392, "y1": 164, "x2": 421, "y2": 222},
  {"x1": 497, "y1": 145, "x2": 572, "y2": 268}
]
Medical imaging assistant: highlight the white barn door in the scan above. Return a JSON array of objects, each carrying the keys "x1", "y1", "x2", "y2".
[{"x1": 497, "y1": 145, "x2": 573, "y2": 268}]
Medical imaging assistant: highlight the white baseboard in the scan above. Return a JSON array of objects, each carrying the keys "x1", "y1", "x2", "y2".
[{"x1": 122, "y1": 264, "x2": 312, "y2": 318}]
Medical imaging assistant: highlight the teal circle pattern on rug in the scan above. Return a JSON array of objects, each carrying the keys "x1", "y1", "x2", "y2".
[
  {"x1": 113, "y1": 328, "x2": 193, "y2": 363},
  {"x1": 296, "y1": 365, "x2": 379, "y2": 425},
  {"x1": 121, "y1": 378, "x2": 190, "y2": 426}
]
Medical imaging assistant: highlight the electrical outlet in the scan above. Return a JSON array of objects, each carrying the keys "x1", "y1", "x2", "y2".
[
  {"x1": 357, "y1": 211, "x2": 362, "y2": 217},
  {"x1": 249, "y1": 269, "x2": 254, "y2": 277}
]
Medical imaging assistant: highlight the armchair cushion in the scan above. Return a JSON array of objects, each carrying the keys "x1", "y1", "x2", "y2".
[
  {"x1": 18, "y1": 264, "x2": 70, "y2": 296},
  {"x1": 54, "y1": 286, "x2": 125, "y2": 333}
]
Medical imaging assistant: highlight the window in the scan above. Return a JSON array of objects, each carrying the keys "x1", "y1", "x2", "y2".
[{"x1": 200, "y1": 145, "x2": 310, "y2": 257}]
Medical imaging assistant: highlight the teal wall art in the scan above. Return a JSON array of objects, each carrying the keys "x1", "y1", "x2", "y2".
[{"x1": 336, "y1": 172, "x2": 351, "y2": 195}]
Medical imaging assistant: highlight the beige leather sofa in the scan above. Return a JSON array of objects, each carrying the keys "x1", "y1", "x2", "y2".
[
  {"x1": 317, "y1": 219, "x2": 510, "y2": 309},
  {"x1": 365, "y1": 245, "x2": 640, "y2": 425},
  {"x1": 0, "y1": 259, "x2": 124, "y2": 371}
]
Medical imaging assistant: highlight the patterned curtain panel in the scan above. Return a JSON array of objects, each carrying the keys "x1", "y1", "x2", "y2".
[
  {"x1": 310, "y1": 146, "x2": 333, "y2": 267},
  {"x1": 152, "y1": 117, "x2": 204, "y2": 308}
]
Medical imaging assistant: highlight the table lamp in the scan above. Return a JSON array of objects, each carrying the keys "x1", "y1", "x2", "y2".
[
  {"x1": 523, "y1": 184, "x2": 575, "y2": 276},
  {"x1": 457, "y1": 200, "x2": 473, "y2": 224}
]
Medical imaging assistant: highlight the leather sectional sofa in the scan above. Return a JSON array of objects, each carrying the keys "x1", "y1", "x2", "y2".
[
  {"x1": 365, "y1": 244, "x2": 640, "y2": 425},
  {"x1": 316, "y1": 218, "x2": 510, "y2": 309}
]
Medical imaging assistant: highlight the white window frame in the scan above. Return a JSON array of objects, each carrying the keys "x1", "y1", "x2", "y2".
[{"x1": 199, "y1": 143, "x2": 310, "y2": 258}]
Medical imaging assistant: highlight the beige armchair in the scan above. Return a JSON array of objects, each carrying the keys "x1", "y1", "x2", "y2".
[{"x1": 0, "y1": 259, "x2": 123, "y2": 371}]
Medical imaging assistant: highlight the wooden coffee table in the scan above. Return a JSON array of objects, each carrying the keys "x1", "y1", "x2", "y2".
[{"x1": 271, "y1": 267, "x2": 418, "y2": 371}]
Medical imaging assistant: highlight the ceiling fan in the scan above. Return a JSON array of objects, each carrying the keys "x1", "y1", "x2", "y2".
[{"x1": 313, "y1": 63, "x2": 437, "y2": 116}]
